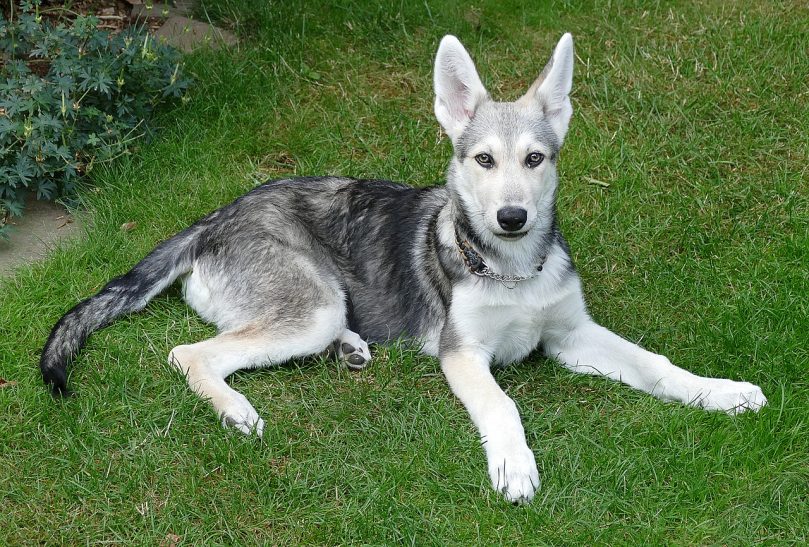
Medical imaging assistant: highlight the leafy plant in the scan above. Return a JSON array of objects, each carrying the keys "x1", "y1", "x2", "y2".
[{"x1": 0, "y1": 1, "x2": 191, "y2": 236}]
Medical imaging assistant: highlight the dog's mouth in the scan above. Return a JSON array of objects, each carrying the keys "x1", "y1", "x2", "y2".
[{"x1": 495, "y1": 232, "x2": 527, "y2": 240}]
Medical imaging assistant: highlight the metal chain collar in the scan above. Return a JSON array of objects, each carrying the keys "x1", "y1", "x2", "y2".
[{"x1": 454, "y1": 228, "x2": 546, "y2": 288}]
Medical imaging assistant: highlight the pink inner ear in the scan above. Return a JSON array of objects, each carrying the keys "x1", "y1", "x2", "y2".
[
  {"x1": 450, "y1": 83, "x2": 470, "y2": 121},
  {"x1": 445, "y1": 99, "x2": 464, "y2": 123},
  {"x1": 448, "y1": 99, "x2": 469, "y2": 123}
]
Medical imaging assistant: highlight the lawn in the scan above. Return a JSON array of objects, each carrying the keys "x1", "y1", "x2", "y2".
[{"x1": 1, "y1": 0, "x2": 807, "y2": 543}]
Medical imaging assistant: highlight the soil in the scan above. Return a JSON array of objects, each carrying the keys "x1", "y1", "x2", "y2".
[{"x1": 3, "y1": 1, "x2": 166, "y2": 33}]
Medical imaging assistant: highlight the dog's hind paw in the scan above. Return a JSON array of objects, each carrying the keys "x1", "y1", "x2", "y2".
[
  {"x1": 333, "y1": 329, "x2": 372, "y2": 370},
  {"x1": 219, "y1": 393, "x2": 265, "y2": 437}
]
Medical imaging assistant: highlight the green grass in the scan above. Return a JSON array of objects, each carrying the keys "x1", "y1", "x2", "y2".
[{"x1": 2, "y1": 0, "x2": 807, "y2": 543}]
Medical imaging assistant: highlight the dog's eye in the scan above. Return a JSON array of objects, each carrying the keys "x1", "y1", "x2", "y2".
[
  {"x1": 525, "y1": 152, "x2": 545, "y2": 168},
  {"x1": 475, "y1": 153, "x2": 494, "y2": 168}
]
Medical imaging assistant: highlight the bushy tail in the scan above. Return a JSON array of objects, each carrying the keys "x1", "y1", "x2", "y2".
[{"x1": 40, "y1": 225, "x2": 204, "y2": 396}]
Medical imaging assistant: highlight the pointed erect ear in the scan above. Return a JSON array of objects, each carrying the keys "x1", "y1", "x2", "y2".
[
  {"x1": 434, "y1": 35, "x2": 489, "y2": 142},
  {"x1": 517, "y1": 33, "x2": 575, "y2": 143}
]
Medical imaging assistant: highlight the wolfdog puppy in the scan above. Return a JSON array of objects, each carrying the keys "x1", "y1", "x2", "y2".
[{"x1": 41, "y1": 34, "x2": 766, "y2": 502}]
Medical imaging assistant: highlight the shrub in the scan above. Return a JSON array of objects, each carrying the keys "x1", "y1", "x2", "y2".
[{"x1": 0, "y1": 1, "x2": 191, "y2": 236}]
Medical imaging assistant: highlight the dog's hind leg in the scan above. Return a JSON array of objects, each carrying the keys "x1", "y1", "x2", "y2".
[
  {"x1": 169, "y1": 307, "x2": 345, "y2": 436},
  {"x1": 169, "y1": 332, "x2": 268, "y2": 436},
  {"x1": 333, "y1": 328, "x2": 372, "y2": 370}
]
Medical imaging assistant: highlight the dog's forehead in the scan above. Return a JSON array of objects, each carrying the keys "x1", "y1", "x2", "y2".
[{"x1": 455, "y1": 102, "x2": 560, "y2": 158}]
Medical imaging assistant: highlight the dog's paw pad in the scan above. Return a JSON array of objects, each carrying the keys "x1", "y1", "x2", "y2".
[
  {"x1": 341, "y1": 343, "x2": 356, "y2": 355},
  {"x1": 341, "y1": 345, "x2": 369, "y2": 370},
  {"x1": 334, "y1": 330, "x2": 371, "y2": 370}
]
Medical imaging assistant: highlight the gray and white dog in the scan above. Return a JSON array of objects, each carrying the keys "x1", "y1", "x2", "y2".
[{"x1": 41, "y1": 34, "x2": 767, "y2": 503}]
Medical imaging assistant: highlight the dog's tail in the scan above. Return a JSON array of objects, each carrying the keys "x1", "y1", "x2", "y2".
[{"x1": 40, "y1": 224, "x2": 205, "y2": 396}]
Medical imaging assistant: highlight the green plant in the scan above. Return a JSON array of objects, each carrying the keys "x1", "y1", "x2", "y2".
[{"x1": 0, "y1": 1, "x2": 191, "y2": 235}]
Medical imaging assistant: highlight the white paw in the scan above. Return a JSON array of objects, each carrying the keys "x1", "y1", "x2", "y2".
[
  {"x1": 219, "y1": 392, "x2": 265, "y2": 437},
  {"x1": 334, "y1": 329, "x2": 372, "y2": 370},
  {"x1": 688, "y1": 378, "x2": 767, "y2": 414},
  {"x1": 485, "y1": 438, "x2": 540, "y2": 504}
]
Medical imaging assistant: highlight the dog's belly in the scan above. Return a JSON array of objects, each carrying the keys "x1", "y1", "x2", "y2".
[{"x1": 182, "y1": 269, "x2": 223, "y2": 326}]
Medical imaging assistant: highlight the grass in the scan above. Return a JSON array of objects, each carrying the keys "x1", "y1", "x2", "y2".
[{"x1": 1, "y1": 0, "x2": 807, "y2": 543}]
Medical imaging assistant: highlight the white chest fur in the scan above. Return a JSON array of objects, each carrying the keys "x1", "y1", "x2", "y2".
[{"x1": 447, "y1": 252, "x2": 581, "y2": 364}]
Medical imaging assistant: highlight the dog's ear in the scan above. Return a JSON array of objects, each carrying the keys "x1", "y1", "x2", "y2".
[
  {"x1": 434, "y1": 35, "x2": 489, "y2": 142},
  {"x1": 517, "y1": 33, "x2": 574, "y2": 143}
]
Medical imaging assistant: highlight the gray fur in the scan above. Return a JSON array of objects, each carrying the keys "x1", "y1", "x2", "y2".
[
  {"x1": 40, "y1": 169, "x2": 572, "y2": 393},
  {"x1": 455, "y1": 101, "x2": 561, "y2": 160}
]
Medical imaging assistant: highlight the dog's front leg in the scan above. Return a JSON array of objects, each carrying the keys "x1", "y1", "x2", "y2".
[
  {"x1": 440, "y1": 346, "x2": 539, "y2": 503},
  {"x1": 543, "y1": 293, "x2": 767, "y2": 413}
]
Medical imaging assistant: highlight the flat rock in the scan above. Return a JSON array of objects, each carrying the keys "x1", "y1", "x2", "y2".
[
  {"x1": 153, "y1": 16, "x2": 238, "y2": 52},
  {"x1": 0, "y1": 197, "x2": 82, "y2": 277}
]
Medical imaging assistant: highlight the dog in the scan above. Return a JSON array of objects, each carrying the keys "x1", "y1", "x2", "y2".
[{"x1": 40, "y1": 34, "x2": 767, "y2": 503}]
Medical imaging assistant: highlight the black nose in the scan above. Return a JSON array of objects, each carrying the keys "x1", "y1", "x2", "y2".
[{"x1": 497, "y1": 207, "x2": 527, "y2": 232}]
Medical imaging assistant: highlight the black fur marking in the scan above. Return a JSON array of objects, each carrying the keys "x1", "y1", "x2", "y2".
[
  {"x1": 423, "y1": 207, "x2": 454, "y2": 307},
  {"x1": 314, "y1": 179, "x2": 449, "y2": 342}
]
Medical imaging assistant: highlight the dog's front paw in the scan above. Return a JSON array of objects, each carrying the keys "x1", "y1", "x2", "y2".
[
  {"x1": 688, "y1": 378, "x2": 767, "y2": 414},
  {"x1": 485, "y1": 439, "x2": 540, "y2": 504}
]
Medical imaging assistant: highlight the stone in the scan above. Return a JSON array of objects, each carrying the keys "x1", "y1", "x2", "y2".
[
  {"x1": 153, "y1": 16, "x2": 238, "y2": 52},
  {"x1": 0, "y1": 196, "x2": 83, "y2": 277},
  {"x1": 171, "y1": 0, "x2": 195, "y2": 15}
]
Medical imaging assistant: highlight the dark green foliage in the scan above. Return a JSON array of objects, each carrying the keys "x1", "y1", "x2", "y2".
[{"x1": 0, "y1": 1, "x2": 190, "y2": 235}]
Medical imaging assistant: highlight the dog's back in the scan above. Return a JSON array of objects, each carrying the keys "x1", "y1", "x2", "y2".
[
  {"x1": 40, "y1": 176, "x2": 454, "y2": 395},
  {"x1": 193, "y1": 177, "x2": 455, "y2": 341}
]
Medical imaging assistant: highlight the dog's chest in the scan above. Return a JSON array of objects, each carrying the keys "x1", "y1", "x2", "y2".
[{"x1": 448, "y1": 275, "x2": 567, "y2": 364}]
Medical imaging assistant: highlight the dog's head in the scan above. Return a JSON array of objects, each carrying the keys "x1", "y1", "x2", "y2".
[{"x1": 435, "y1": 34, "x2": 574, "y2": 245}]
